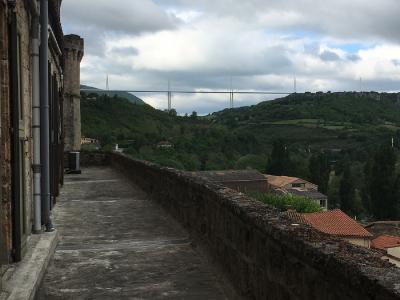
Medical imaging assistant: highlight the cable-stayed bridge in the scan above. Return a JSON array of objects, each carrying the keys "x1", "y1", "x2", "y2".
[{"x1": 80, "y1": 88, "x2": 293, "y2": 111}]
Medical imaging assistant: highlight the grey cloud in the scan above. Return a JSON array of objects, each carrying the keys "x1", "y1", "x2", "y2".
[
  {"x1": 62, "y1": 0, "x2": 176, "y2": 34},
  {"x1": 304, "y1": 43, "x2": 320, "y2": 56},
  {"x1": 356, "y1": 78, "x2": 400, "y2": 92},
  {"x1": 347, "y1": 54, "x2": 361, "y2": 62},
  {"x1": 320, "y1": 50, "x2": 340, "y2": 62},
  {"x1": 163, "y1": 0, "x2": 400, "y2": 44},
  {"x1": 392, "y1": 59, "x2": 400, "y2": 66},
  {"x1": 260, "y1": 46, "x2": 293, "y2": 72},
  {"x1": 111, "y1": 47, "x2": 140, "y2": 56},
  {"x1": 61, "y1": 0, "x2": 177, "y2": 58}
]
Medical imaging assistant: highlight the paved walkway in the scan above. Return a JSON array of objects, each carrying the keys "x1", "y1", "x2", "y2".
[{"x1": 36, "y1": 167, "x2": 232, "y2": 299}]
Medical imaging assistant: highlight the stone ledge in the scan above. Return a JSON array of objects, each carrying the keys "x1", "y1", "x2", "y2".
[{"x1": 1, "y1": 231, "x2": 58, "y2": 300}]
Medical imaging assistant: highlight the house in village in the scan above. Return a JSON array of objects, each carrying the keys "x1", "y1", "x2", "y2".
[
  {"x1": 81, "y1": 137, "x2": 99, "y2": 145},
  {"x1": 0, "y1": 0, "x2": 82, "y2": 284},
  {"x1": 266, "y1": 175, "x2": 318, "y2": 191},
  {"x1": 265, "y1": 175, "x2": 328, "y2": 210},
  {"x1": 371, "y1": 235, "x2": 400, "y2": 267},
  {"x1": 287, "y1": 209, "x2": 373, "y2": 248},
  {"x1": 365, "y1": 221, "x2": 400, "y2": 238},
  {"x1": 114, "y1": 144, "x2": 124, "y2": 153},
  {"x1": 157, "y1": 140, "x2": 174, "y2": 149},
  {"x1": 285, "y1": 189, "x2": 328, "y2": 211},
  {"x1": 190, "y1": 170, "x2": 269, "y2": 194}
]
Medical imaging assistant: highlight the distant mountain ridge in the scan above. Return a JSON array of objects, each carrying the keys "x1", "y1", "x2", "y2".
[{"x1": 80, "y1": 84, "x2": 146, "y2": 105}]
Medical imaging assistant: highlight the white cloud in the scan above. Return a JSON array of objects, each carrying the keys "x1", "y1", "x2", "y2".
[{"x1": 62, "y1": 0, "x2": 400, "y2": 113}]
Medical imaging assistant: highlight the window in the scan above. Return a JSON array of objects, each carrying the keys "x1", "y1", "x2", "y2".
[{"x1": 320, "y1": 200, "x2": 327, "y2": 209}]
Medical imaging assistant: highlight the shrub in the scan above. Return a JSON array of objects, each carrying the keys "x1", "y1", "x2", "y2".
[{"x1": 249, "y1": 193, "x2": 322, "y2": 213}]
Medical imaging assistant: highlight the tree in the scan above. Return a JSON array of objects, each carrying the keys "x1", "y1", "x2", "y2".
[
  {"x1": 266, "y1": 139, "x2": 291, "y2": 175},
  {"x1": 250, "y1": 193, "x2": 321, "y2": 213},
  {"x1": 327, "y1": 174, "x2": 341, "y2": 209},
  {"x1": 361, "y1": 158, "x2": 373, "y2": 215},
  {"x1": 309, "y1": 151, "x2": 330, "y2": 194},
  {"x1": 290, "y1": 152, "x2": 310, "y2": 179},
  {"x1": 190, "y1": 111, "x2": 198, "y2": 119},
  {"x1": 339, "y1": 166, "x2": 357, "y2": 216},
  {"x1": 168, "y1": 109, "x2": 177, "y2": 116},
  {"x1": 368, "y1": 145, "x2": 399, "y2": 220},
  {"x1": 235, "y1": 154, "x2": 267, "y2": 172}
]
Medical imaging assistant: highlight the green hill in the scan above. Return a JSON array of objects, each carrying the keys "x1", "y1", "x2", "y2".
[
  {"x1": 81, "y1": 93, "x2": 174, "y2": 145},
  {"x1": 211, "y1": 92, "x2": 400, "y2": 151},
  {"x1": 213, "y1": 92, "x2": 400, "y2": 124},
  {"x1": 80, "y1": 84, "x2": 146, "y2": 105}
]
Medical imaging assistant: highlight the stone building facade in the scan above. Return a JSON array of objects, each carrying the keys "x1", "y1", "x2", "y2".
[{"x1": 0, "y1": 0, "x2": 82, "y2": 275}]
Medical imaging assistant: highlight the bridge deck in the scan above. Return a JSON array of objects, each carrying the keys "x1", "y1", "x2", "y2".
[{"x1": 36, "y1": 167, "x2": 232, "y2": 299}]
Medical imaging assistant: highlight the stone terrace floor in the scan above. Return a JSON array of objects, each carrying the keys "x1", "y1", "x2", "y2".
[{"x1": 36, "y1": 167, "x2": 234, "y2": 299}]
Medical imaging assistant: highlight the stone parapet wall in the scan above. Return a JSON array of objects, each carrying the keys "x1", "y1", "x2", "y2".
[
  {"x1": 80, "y1": 151, "x2": 111, "y2": 167},
  {"x1": 81, "y1": 151, "x2": 400, "y2": 300}
]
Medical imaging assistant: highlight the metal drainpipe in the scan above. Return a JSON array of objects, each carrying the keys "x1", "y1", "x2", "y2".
[
  {"x1": 9, "y1": 0, "x2": 22, "y2": 262},
  {"x1": 40, "y1": 0, "x2": 53, "y2": 232},
  {"x1": 32, "y1": 6, "x2": 41, "y2": 234}
]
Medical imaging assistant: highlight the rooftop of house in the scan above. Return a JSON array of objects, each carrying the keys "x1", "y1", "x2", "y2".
[
  {"x1": 287, "y1": 209, "x2": 373, "y2": 238},
  {"x1": 265, "y1": 175, "x2": 315, "y2": 189},
  {"x1": 189, "y1": 169, "x2": 266, "y2": 183},
  {"x1": 372, "y1": 235, "x2": 400, "y2": 250},
  {"x1": 365, "y1": 221, "x2": 400, "y2": 228},
  {"x1": 157, "y1": 141, "x2": 173, "y2": 145}
]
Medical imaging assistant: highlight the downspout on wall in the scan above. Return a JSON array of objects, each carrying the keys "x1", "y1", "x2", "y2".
[
  {"x1": 8, "y1": 0, "x2": 22, "y2": 262},
  {"x1": 31, "y1": 1, "x2": 41, "y2": 233},
  {"x1": 40, "y1": 0, "x2": 53, "y2": 232}
]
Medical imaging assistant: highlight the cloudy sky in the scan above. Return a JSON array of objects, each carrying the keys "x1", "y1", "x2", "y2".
[{"x1": 62, "y1": 0, "x2": 400, "y2": 114}]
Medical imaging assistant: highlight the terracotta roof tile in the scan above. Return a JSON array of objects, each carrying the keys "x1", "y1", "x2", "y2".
[
  {"x1": 372, "y1": 235, "x2": 400, "y2": 250},
  {"x1": 285, "y1": 210, "x2": 306, "y2": 224},
  {"x1": 265, "y1": 175, "x2": 316, "y2": 189},
  {"x1": 302, "y1": 209, "x2": 373, "y2": 238},
  {"x1": 265, "y1": 175, "x2": 300, "y2": 188}
]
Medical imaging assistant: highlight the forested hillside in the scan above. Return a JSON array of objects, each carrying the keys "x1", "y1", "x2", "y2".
[
  {"x1": 81, "y1": 93, "x2": 258, "y2": 170},
  {"x1": 213, "y1": 92, "x2": 400, "y2": 151},
  {"x1": 81, "y1": 92, "x2": 400, "y2": 220},
  {"x1": 214, "y1": 92, "x2": 400, "y2": 124}
]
